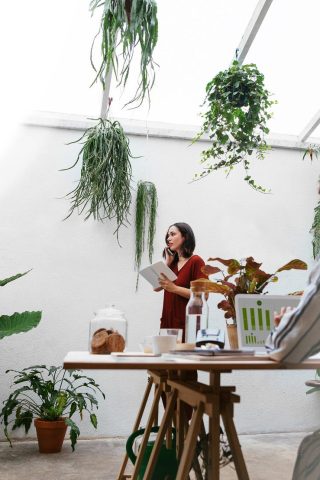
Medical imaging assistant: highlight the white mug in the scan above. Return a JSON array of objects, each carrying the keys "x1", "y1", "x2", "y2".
[{"x1": 152, "y1": 335, "x2": 176, "y2": 355}]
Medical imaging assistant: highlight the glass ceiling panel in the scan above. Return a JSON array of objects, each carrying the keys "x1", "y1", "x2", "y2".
[
  {"x1": 2, "y1": 0, "x2": 257, "y2": 123},
  {"x1": 246, "y1": 0, "x2": 320, "y2": 137},
  {"x1": 108, "y1": 0, "x2": 259, "y2": 125},
  {"x1": 4, "y1": 0, "x2": 320, "y2": 140},
  {"x1": 1, "y1": 0, "x2": 102, "y2": 118}
]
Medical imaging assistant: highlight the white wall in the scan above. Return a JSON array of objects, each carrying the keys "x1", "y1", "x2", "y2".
[{"x1": 0, "y1": 118, "x2": 319, "y2": 441}]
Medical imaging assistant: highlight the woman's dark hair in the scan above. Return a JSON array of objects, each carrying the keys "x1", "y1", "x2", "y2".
[{"x1": 164, "y1": 222, "x2": 196, "y2": 259}]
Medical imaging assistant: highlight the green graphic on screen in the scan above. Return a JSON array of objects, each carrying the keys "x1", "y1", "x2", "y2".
[{"x1": 241, "y1": 300, "x2": 271, "y2": 346}]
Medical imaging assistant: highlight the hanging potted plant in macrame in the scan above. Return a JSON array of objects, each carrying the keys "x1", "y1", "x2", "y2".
[
  {"x1": 135, "y1": 181, "x2": 158, "y2": 289},
  {"x1": 90, "y1": 0, "x2": 158, "y2": 107},
  {"x1": 63, "y1": 118, "x2": 133, "y2": 242},
  {"x1": 194, "y1": 61, "x2": 276, "y2": 192}
]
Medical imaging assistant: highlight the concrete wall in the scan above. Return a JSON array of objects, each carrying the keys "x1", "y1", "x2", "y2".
[{"x1": 0, "y1": 117, "x2": 319, "y2": 441}]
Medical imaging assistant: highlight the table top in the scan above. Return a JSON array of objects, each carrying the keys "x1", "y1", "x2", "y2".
[{"x1": 63, "y1": 351, "x2": 320, "y2": 371}]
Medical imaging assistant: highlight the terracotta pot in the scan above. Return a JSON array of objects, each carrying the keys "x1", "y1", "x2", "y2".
[
  {"x1": 34, "y1": 418, "x2": 67, "y2": 453},
  {"x1": 227, "y1": 324, "x2": 239, "y2": 349}
]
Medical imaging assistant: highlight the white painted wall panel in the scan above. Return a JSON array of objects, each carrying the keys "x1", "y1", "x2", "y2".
[{"x1": 0, "y1": 121, "x2": 319, "y2": 440}]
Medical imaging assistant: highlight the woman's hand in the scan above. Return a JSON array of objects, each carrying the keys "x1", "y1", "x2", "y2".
[
  {"x1": 274, "y1": 306, "x2": 292, "y2": 327},
  {"x1": 158, "y1": 274, "x2": 177, "y2": 293},
  {"x1": 164, "y1": 248, "x2": 175, "y2": 266}
]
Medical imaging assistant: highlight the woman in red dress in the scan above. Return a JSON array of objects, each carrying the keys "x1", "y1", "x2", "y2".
[{"x1": 155, "y1": 222, "x2": 207, "y2": 336}]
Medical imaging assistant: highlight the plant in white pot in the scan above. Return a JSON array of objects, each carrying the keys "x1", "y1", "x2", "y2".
[{"x1": 0, "y1": 365, "x2": 105, "y2": 453}]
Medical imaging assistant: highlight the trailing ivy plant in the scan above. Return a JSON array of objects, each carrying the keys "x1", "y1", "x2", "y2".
[
  {"x1": 90, "y1": 0, "x2": 158, "y2": 107},
  {"x1": 194, "y1": 61, "x2": 276, "y2": 192},
  {"x1": 63, "y1": 118, "x2": 133, "y2": 241},
  {"x1": 135, "y1": 181, "x2": 157, "y2": 289}
]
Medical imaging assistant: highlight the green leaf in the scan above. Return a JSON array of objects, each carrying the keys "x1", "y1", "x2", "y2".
[
  {"x1": 0, "y1": 311, "x2": 42, "y2": 339},
  {"x1": 90, "y1": 413, "x2": 98, "y2": 429},
  {"x1": 0, "y1": 270, "x2": 31, "y2": 287}
]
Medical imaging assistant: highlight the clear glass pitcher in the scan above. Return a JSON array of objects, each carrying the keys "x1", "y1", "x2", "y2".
[
  {"x1": 89, "y1": 304, "x2": 127, "y2": 354},
  {"x1": 185, "y1": 283, "x2": 209, "y2": 344}
]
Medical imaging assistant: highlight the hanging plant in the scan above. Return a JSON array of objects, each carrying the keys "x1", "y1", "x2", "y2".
[
  {"x1": 302, "y1": 144, "x2": 320, "y2": 161},
  {"x1": 302, "y1": 146, "x2": 320, "y2": 258},
  {"x1": 194, "y1": 61, "x2": 276, "y2": 192},
  {"x1": 311, "y1": 200, "x2": 320, "y2": 259},
  {"x1": 90, "y1": 0, "x2": 158, "y2": 107},
  {"x1": 135, "y1": 181, "x2": 158, "y2": 288},
  {"x1": 63, "y1": 118, "x2": 133, "y2": 241}
]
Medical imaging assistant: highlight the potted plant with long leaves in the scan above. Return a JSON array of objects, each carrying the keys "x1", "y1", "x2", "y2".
[
  {"x1": 0, "y1": 365, "x2": 105, "y2": 453},
  {"x1": 63, "y1": 118, "x2": 133, "y2": 243},
  {"x1": 0, "y1": 270, "x2": 41, "y2": 340},
  {"x1": 90, "y1": 0, "x2": 158, "y2": 107},
  {"x1": 194, "y1": 61, "x2": 276, "y2": 192},
  {"x1": 196, "y1": 257, "x2": 307, "y2": 348}
]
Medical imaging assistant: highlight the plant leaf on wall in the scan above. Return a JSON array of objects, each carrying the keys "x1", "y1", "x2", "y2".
[
  {"x1": 0, "y1": 270, "x2": 31, "y2": 287},
  {"x1": 0, "y1": 311, "x2": 42, "y2": 339}
]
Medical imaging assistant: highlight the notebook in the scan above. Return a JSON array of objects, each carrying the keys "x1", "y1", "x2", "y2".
[
  {"x1": 139, "y1": 261, "x2": 177, "y2": 289},
  {"x1": 235, "y1": 294, "x2": 301, "y2": 351}
]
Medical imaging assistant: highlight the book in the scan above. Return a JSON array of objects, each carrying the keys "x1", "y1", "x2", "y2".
[
  {"x1": 162, "y1": 349, "x2": 261, "y2": 362},
  {"x1": 139, "y1": 261, "x2": 177, "y2": 289},
  {"x1": 169, "y1": 348, "x2": 255, "y2": 356}
]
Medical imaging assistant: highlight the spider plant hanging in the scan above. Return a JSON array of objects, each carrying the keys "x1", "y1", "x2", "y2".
[
  {"x1": 194, "y1": 61, "x2": 276, "y2": 193},
  {"x1": 90, "y1": 0, "x2": 158, "y2": 107},
  {"x1": 135, "y1": 181, "x2": 158, "y2": 288},
  {"x1": 63, "y1": 118, "x2": 133, "y2": 241}
]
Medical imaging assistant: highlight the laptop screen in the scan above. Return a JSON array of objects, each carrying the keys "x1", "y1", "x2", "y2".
[{"x1": 235, "y1": 294, "x2": 301, "y2": 351}]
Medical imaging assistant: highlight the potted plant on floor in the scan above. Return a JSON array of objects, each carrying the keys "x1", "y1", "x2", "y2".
[
  {"x1": 197, "y1": 257, "x2": 307, "y2": 348},
  {"x1": 0, "y1": 365, "x2": 105, "y2": 453}
]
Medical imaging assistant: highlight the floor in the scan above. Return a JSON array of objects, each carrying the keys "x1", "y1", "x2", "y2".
[{"x1": 0, "y1": 432, "x2": 306, "y2": 480}]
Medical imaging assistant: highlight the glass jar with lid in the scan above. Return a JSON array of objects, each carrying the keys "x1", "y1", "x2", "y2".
[{"x1": 89, "y1": 304, "x2": 127, "y2": 354}]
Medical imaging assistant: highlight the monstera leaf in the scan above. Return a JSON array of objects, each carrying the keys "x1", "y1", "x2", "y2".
[{"x1": 0, "y1": 311, "x2": 42, "y2": 339}]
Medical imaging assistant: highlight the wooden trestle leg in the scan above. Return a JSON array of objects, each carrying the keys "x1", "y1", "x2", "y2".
[{"x1": 117, "y1": 371, "x2": 169, "y2": 480}]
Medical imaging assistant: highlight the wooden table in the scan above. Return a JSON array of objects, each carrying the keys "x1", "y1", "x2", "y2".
[{"x1": 63, "y1": 352, "x2": 320, "y2": 480}]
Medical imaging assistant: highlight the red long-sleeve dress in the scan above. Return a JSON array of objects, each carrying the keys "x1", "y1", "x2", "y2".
[{"x1": 160, "y1": 255, "x2": 206, "y2": 333}]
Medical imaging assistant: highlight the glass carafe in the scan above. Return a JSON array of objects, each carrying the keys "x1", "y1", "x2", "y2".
[{"x1": 185, "y1": 285, "x2": 209, "y2": 344}]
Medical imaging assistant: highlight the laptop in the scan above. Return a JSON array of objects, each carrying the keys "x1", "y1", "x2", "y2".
[{"x1": 235, "y1": 294, "x2": 301, "y2": 352}]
